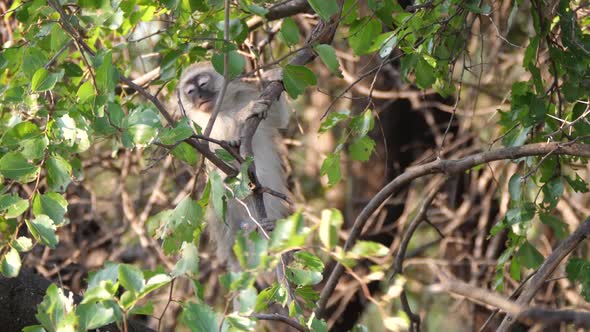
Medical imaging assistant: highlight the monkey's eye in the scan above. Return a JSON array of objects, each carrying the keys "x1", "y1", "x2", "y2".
[
  {"x1": 197, "y1": 74, "x2": 209, "y2": 88},
  {"x1": 185, "y1": 84, "x2": 196, "y2": 95}
]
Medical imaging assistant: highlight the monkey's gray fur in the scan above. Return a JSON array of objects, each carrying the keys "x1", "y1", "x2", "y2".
[{"x1": 178, "y1": 62, "x2": 290, "y2": 269}]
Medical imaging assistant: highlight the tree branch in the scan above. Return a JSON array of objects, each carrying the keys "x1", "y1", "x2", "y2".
[
  {"x1": 316, "y1": 141, "x2": 590, "y2": 318},
  {"x1": 497, "y1": 214, "x2": 590, "y2": 331},
  {"x1": 438, "y1": 274, "x2": 590, "y2": 329},
  {"x1": 202, "y1": 0, "x2": 230, "y2": 138},
  {"x1": 251, "y1": 313, "x2": 309, "y2": 332},
  {"x1": 246, "y1": 0, "x2": 313, "y2": 29},
  {"x1": 389, "y1": 177, "x2": 447, "y2": 331},
  {"x1": 47, "y1": 0, "x2": 238, "y2": 177}
]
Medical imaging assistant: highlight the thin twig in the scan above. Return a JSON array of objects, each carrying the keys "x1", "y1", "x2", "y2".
[
  {"x1": 203, "y1": 0, "x2": 230, "y2": 138},
  {"x1": 497, "y1": 215, "x2": 590, "y2": 331},
  {"x1": 251, "y1": 313, "x2": 309, "y2": 331},
  {"x1": 316, "y1": 142, "x2": 590, "y2": 318}
]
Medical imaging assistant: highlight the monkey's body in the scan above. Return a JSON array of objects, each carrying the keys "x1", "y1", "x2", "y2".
[{"x1": 178, "y1": 63, "x2": 290, "y2": 267}]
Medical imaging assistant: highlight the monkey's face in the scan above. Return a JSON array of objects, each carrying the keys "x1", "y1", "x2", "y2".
[{"x1": 181, "y1": 72, "x2": 217, "y2": 113}]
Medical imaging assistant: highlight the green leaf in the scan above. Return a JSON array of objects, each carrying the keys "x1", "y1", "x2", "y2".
[
  {"x1": 0, "y1": 121, "x2": 47, "y2": 160},
  {"x1": 528, "y1": 97, "x2": 546, "y2": 124},
  {"x1": 160, "y1": 119, "x2": 194, "y2": 145},
  {"x1": 415, "y1": 57, "x2": 436, "y2": 89},
  {"x1": 502, "y1": 125, "x2": 531, "y2": 147},
  {"x1": 506, "y1": 203, "x2": 536, "y2": 226},
  {"x1": 255, "y1": 284, "x2": 283, "y2": 311},
  {"x1": 140, "y1": 274, "x2": 171, "y2": 297},
  {"x1": 539, "y1": 213, "x2": 568, "y2": 239},
  {"x1": 129, "y1": 301, "x2": 154, "y2": 316},
  {"x1": 35, "y1": 284, "x2": 75, "y2": 332},
  {"x1": 124, "y1": 107, "x2": 162, "y2": 147},
  {"x1": 107, "y1": 102, "x2": 125, "y2": 128},
  {"x1": 541, "y1": 177, "x2": 563, "y2": 210},
  {"x1": 171, "y1": 196, "x2": 203, "y2": 227},
  {"x1": 350, "y1": 109, "x2": 374, "y2": 136},
  {"x1": 209, "y1": 172, "x2": 227, "y2": 223},
  {"x1": 96, "y1": 52, "x2": 119, "y2": 94},
  {"x1": 348, "y1": 136, "x2": 376, "y2": 161},
  {"x1": 565, "y1": 174, "x2": 589, "y2": 193},
  {"x1": 314, "y1": 44, "x2": 342, "y2": 77},
  {"x1": 33, "y1": 192, "x2": 68, "y2": 225},
  {"x1": 279, "y1": 18, "x2": 300, "y2": 46},
  {"x1": 341, "y1": 0, "x2": 359, "y2": 25},
  {"x1": 508, "y1": 173, "x2": 523, "y2": 202},
  {"x1": 567, "y1": 258, "x2": 590, "y2": 282},
  {"x1": 159, "y1": 196, "x2": 203, "y2": 255},
  {"x1": 171, "y1": 142, "x2": 199, "y2": 166},
  {"x1": 172, "y1": 242, "x2": 200, "y2": 277},
  {"x1": 234, "y1": 231, "x2": 269, "y2": 270},
  {"x1": 283, "y1": 64, "x2": 317, "y2": 99},
  {"x1": 523, "y1": 36, "x2": 539, "y2": 68},
  {"x1": 510, "y1": 257, "x2": 521, "y2": 281},
  {"x1": 516, "y1": 241, "x2": 544, "y2": 269},
  {"x1": 31, "y1": 68, "x2": 59, "y2": 92},
  {"x1": 55, "y1": 115, "x2": 91, "y2": 152},
  {"x1": 319, "y1": 109, "x2": 350, "y2": 133},
  {"x1": 26, "y1": 215, "x2": 59, "y2": 248},
  {"x1": 319, "y1": 209, "x2": 343, "y2": 250},
  {"x1": 320, "y1": 153, "x2": 341, "y2": 186},
  {"x1": 379, "y1": 33, "x2": 399, "y2": 58},
  {"x1": 76, "y1": 302, "x2": 116, "y2": 330},
  {"x1": 226, "y1": 311, "x2": 257, "y2": 330},
  {"x1": 269, "y1": 212, "x2": 307, "y2": 251},
  {"x1": 349, "y1": 240, "x2": 389, "y2": 258},
  {"x1": 1, "y1": 247, "x2": 21, "y2": 278},
  {"x1": 0, "y1": 193, "x2": 29, "y2": 218},
  {"x1": 81, "y1": 281, "x2": 117, "y2": 304},
  {"x1": 216, "y1": 18, "x2": 248, "y2": 44},
  {"x1": 349, "y1": 18, "x2": 382, "y2": 55},
  {"x1": 119, "y1": 264, "x2": 145, "y2": 294},
  {"x1": 240, "y1": 1, "x2": 268, "y2": 16},
  {"x1": 181, "y1": 302, "x2": 219, "y2": 332},
  {"x1": 211, "y1": 50, "x2": 245, "y2": 80},
  {"x1": 77, "y1": 81, "x2": 96, "y2": 102},
  {"x1": 308, "y1": 313, "x2": 328, "y2": 332},
  {"x1": 287, "y1": 251, "x2": 324, "y2": 286},
  {"x1": 87, "y1": 262, "x2": 119, "y2": 289},
  {"x1": 308, "y1": 0, "x2": 339, "y2": 21},
  {"x1": 12, "y1": 236, "x2": 33, "y2": 252},
  {"x1": 220, "y1": 271, "x2": 256, "y2": 292},
  {"x1": 46, "y1": 155, "x2": 72, "y2": 192},
  {"x1": 235, "y1": 287, "x2": 258, "y2": 314},
  {"x1": 0, "y1": 151, "x2": 40, "y2": 183}
]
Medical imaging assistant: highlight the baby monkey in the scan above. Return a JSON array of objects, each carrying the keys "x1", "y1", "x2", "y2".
[{"x1": 178, "y1": 62, "x2": 290, "y2": 269}]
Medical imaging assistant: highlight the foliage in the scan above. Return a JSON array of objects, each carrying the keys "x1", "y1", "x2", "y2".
[{"x1": 0, "y1": 0, "x2": 589, "y2": 330}]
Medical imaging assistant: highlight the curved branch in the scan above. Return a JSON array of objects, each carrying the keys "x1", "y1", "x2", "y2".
[
  {"x1": 246, "y1": 0, "x2": 313, "y2": 29},
  {"x1": 497, "y1": 215, "x2": 590, "y2": 331},
  {"x1": 316, "y1": 142, "x2": 590, "y2": 318},
  {"x1": 203, "y1": 0, "x2": 230, "y2": 138},
  {"x1": 47, "y1": 0, "x2": 238, "y2": 177},
  {"x1": 251, "y1": 313, "x2": 309, "y2": 332},
  {"x1": 390, "y1": 177, "x2": 447, "y2": 331},
  {"x1": 440, "y1": 274, "x2": 590, "y2": 329}
]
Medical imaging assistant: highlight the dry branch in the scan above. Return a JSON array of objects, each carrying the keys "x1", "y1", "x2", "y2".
[
  {"x1": 317, "y1": 142, "x2": 590, "y2": 317},
  {"x1": 497, "y1": 215, "x2": 590, "y2": 331},
  {"x1": 438, "y1": 275, "x2": 590, "y2": 329}
]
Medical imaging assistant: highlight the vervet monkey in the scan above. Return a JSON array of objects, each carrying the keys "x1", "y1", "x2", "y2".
[{"x1": 178, "y1": 62, "x2": 290, "y2": 269}]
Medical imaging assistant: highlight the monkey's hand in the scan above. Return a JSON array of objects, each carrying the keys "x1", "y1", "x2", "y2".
[
  {"x1": 236, "y1": 99, "x2": 271, "y2": 123},
  {"x1": 238, "y1": 218, "x2": 275, "y2": 233}
]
